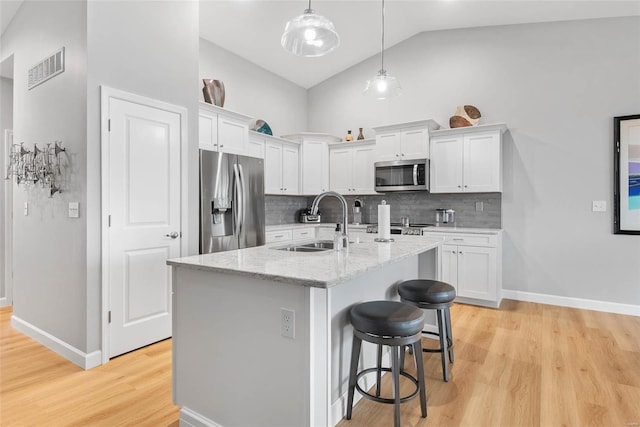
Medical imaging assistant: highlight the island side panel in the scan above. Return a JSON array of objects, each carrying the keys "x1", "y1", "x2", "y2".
[{"x1": 172, "y1": 266, "x2": 310, "y2": 427}]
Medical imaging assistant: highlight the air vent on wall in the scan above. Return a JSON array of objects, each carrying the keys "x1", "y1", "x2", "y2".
[{"x1": 28, "y1": 47, "x2": 65, "y2": 90}]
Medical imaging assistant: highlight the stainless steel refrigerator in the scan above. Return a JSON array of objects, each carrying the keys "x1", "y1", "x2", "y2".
[{"x1": 200, "y1": 150, "x2": 265, "y2": 254}]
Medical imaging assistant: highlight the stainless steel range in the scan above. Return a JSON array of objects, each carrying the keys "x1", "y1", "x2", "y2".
[{"x1": 366, "y1": 223, "x2": 434, "y2": 236}]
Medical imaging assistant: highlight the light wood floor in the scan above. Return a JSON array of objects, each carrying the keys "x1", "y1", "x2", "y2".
[{"x1": 2, "y1": 301, "x2": 640, "y2": 426}]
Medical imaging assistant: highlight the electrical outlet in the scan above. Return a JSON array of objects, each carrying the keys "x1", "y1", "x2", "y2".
[
  {"x1": 281, "y1": 308, "x2": 295, "y2": 339},
  {"x1": 475, "y1": 201, "x2": 484, "y2": 212},
  {"x1": 23, "y1": 202, "x2": 28, "y2": 216},
  {"x1": 592, "y1": 200, "x2": 606, "y2": 212},
  {"x1": 68, "y1": 202, "x2": 79, "y2": 218}
]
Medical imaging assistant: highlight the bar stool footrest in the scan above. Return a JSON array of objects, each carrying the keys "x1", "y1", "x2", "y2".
[
  {"x1": 421, "y1": 330, "x2": 453, "y2": 354},
  {"x1": 354, "y1": 367, "x2": 420, "y2": 404}
]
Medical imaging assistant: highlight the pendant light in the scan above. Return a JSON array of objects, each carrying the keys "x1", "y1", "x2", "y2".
[
  {"x1": 363, "y1": 0, "x2": 401, "y2": 99},
  {"x1": 281, "y1": 0, "x2": 340, "y2": 57}
]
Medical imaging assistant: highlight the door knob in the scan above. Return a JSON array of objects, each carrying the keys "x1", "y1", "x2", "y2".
[{"x1": 165, "y1": 232, "x2": 180, "y2": 239}]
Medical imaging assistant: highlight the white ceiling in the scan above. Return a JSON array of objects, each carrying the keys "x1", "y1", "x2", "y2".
[
  {"x1": 201, "y1": 0, "x2": 640, "y2": 88},
  {"x1": 2, "y1": 1, "x2": 639, "y2": 85}
]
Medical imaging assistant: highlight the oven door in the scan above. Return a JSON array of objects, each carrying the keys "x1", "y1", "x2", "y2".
[{"x1": 375, "y1": 159, "x2": 429, "y2": 192}]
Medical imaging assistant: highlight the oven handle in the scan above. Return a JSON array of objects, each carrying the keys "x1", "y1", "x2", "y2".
[{"x1": 413, "y1": 164, "x2": 418, "y2": 186}]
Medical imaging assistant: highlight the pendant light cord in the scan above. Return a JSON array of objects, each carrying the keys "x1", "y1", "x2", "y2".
[{"x1": 380, "y1": 0, "x2": 385, "y2": 72}]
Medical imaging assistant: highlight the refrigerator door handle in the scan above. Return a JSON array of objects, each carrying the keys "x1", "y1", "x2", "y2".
[
  {"x1": 238, "y1": 164, "x2": 247, "y2": 237},
  {"x1": 233, "y1": 164, "x2": 242, "y2": 237}
]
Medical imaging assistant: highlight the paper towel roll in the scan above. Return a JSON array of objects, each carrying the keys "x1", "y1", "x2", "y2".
[{"x1": 378, "y1": 201, "x2": 391, "y2": 241}]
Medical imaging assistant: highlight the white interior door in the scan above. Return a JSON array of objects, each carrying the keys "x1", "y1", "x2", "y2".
[{"x1": 107, "y1": 97, "x2": 181, "y2": 358}]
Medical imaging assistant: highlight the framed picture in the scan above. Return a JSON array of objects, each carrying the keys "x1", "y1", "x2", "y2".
[{"x1": 614, "y1": 114, "x2": 640, "y2": 234}]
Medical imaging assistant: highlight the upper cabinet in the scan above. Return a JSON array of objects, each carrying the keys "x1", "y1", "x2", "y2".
[
  {"x1": 281, "y1": 133, "x2": 341, "y2": 196},
  {"x1": 199, "y1": 102, "x2": 252, "y2": 156},
  {"x1": 373, "y1": 119, "x2": 440, "y2": 162},
  {"x1": 264, "y1": 136, "x2": 300, "y2": 195},
  {"x1": 329, "y1": 139, "x2": 377, "y2": 195},
  {"x1": 429, "y1": 123, "x2": 507, "y2": 193}
]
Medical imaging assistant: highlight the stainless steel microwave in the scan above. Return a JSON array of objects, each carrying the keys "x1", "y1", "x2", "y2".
[{"x1": 374, "y1": 159, "x2": 429, "y2": 192}]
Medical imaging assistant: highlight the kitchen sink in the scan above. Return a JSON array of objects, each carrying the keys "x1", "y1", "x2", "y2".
[{"x1": 273, "y1": 240, "x2": 352, "y2": 252}]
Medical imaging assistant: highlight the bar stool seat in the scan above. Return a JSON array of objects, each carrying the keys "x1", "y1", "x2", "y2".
[
  {"x1": 398, "y1": 279, "x2": 456, "y2": 382},
  {"x1": 346, "y1": 301, "x2": 428, "y2": 427}
]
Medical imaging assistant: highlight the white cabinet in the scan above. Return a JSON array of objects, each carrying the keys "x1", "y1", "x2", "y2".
[
  {"x1": 281, "y1": 133, "x2": 341, "y2": 195},
  {"x1": 425, "y1": 231, "x2": 502, "y2": 308},
  {"x1": 373, "y1": 120, "x2": 439, "y2": 162},
  {"x1": 265, "y1": 137, "x2": 300, "y2": 195},
  {"x1": 247, "y1": 131, "x2": 266, "y2": 159},
  {"x1": 430, "y1": 123, "x2": 507, "y2": 193},
  {"x1": 329, "y1": 140, "x2": 376, "y2": 194},
  {"x1": 265, "y1": 226, "x2": 316, "y2": 244},
  {"x1": 198, "y1": 102, "x2": 252, "y2": 155}
]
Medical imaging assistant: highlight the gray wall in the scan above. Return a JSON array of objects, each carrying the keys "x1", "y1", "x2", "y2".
[
  {"x1": 0, "y1": 1, "x2": 89, "y2": 349},
  {"x1": 308, "y1": 17, "x2": 640, "y2": 305},
  {"x1": 86, "y1": 1, "x2": 200, "y2": 352},
  {"x1": 199, "y1": 38, "x2": 308, "y2": 137}
]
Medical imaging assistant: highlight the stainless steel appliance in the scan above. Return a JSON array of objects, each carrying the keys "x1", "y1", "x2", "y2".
[
  {"x1": 375, "y1": 158, "x2": 429, "y2": 192},
  {"x1": 200, "y1": 150, "x2": 265, "y2": 254},
  {"x1": 435, "y1": 208, "x2": 456, "y2": 224}
]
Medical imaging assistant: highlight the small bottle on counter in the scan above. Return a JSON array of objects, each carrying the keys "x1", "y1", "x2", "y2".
[
  {"x1": 357, "y1": 128, "x2": 365, "y2": 140},
  {"x1": 333, "y1": 223, "x2": 343, "y2": 252},
  {"x1": 345, "y1": 130, "x2": 353, "y2": 142}
]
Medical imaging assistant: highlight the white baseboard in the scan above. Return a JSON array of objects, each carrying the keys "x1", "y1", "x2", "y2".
[
  {"x1": 11, "y1": 315, "x2": 102, "y2": 370},
  {"x1": 0, "y1": 297, "x2": 9, "y2": 308},
  {"x1": 501, "y1": 289, "x2": 640, "y2": 316},
  {"x1": 180, "y1": 407, "x2": 223, "y2": 427}
]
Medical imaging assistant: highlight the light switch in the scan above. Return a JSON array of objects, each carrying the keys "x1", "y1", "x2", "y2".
[
  {"x1": 475, "y1": 201, "x2": 484, "y2": 212},
  {"x1": 23, "y1": 202, "x2": 28, "y2": 216},
  {"x1": 68, "y1": 202, "x2": 79, "y2": 218},
  {"x1": 592, "y1": 201, "x2": 606, "y2": 212}
]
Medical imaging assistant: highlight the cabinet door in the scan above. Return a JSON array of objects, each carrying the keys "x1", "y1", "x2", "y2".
[
  {"x1": 401, "y1": 127, "x2": 429, "y2": 160},
  {"x1": 457, "y1": 246, "x2": 497, "y2": 301},
  {"x1": 282, "y1": 143, "x2": 299, "y2": 195},
  {"x1": 248, "y1": 134, "x2": 265, "y2": 159},
  {"x1": 463, "y1": 131, "x2": 501, "y2": 192},
  {"x1": 265, "y1": 142, "x2": 283, "y2": 194},
  {"x1": 430, "y1": 135, "x2": 463, "y2": 193},
  {"x1": 352, "y1": 144, "x2": 376, "y2": 194},
  {"x1": 218, "y1": 116, "x2": 248, "y2": 155},
  {"x1": 441, "y1": 244, "x2": 459, "y2": 291},
  {"x1": 375, "y1": 132, "x2": 401, "y2": 161},
  {"x1": 301, "y1": 139, "x2": 329, "y2": 194},
  {"x1": 329, "y1": 147, "x2": 353, "y2": 193},
  {"x1": 198, "y1": 112, "x2": 218, "y2": 151}
]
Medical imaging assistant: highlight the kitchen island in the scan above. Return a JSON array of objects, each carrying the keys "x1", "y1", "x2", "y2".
[{"x1": 167, "y1": 234, "x2": 442, "y2": 427}]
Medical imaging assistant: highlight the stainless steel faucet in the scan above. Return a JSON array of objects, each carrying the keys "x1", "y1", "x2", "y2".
[{"x1": 310, "y1": 191, "x2": 349, "y2": 248}]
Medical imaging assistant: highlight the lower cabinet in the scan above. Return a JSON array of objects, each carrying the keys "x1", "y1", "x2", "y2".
[
  {"x1": 425, "y1": 231, "x2": 502, "y2": 307},
  {"x1": 265, "y1": 227, "x2": 315, "y2": 244}
]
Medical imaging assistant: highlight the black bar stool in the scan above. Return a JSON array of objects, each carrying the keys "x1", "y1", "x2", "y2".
[
  {"x1": 346, "y1": 301, "x2": 427, "y2": 427},
  {"x1": 398, "y1": 279, "x2": 456, "y2": 382}
]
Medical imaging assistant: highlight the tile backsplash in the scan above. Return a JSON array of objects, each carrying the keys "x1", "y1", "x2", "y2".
[{"x1": 266, "y1": 193, "x2": 502, "y2": 228}]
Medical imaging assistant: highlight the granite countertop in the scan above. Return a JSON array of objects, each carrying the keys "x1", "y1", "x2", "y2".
[{"x1": 167, "y1": 234, "x2": 441, "y2": 289}]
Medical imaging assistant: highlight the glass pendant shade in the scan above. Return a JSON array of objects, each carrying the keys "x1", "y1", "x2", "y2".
[
  {"x1": 363, "y1": 69, "x2": 401, "y2": 99},
  {"x1": 281, "y1": 9, "x2": 340, "y2": 57}
]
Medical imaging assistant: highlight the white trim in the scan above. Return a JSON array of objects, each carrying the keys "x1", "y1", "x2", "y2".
[
  {"x1": 11, "y1": 315, "x2": 102, "y2": 370},
  {"x1": 180, "y1": 407, "x2": 223, "y2": 427},
  {"x1": 2, "y1": 129, "x2": 13, "y2": 308},
  {"x1": 100, "y1": 86, "x2": 189, "y2": 364},
  {"x1": 501, "y1": 289, "x2": 640, "y2": 317}
]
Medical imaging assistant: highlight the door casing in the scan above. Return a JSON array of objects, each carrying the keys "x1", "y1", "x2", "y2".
[{"x1": 100, "y1": 86, "x2": 189, "y2": 364}]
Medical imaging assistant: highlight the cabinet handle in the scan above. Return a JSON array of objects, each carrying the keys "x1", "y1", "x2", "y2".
[
  {"x1": 464, "y1": 185, "x2": 468, "y2": 188},
  {"x1": 220, "y1": 144, "x2": 224, "y2": 148},
  {"x1": 452, "y1": 238, "x2": 464, "y2": 241},
  {"x1": 459, "y1": 251, "x2": 463, "y2": 254},
  {"x1": 457, "y1": 185, "x2": 462, "y2": 188},
  {"x1": 401, "y1": 153, "x2": 405, "y2": 156},
  {"x1": 275, "y1": 235, "x2": 284, "y2": 238},
  {"x1": 396, "y1": 154, "x2": 400, "y2": 157}
]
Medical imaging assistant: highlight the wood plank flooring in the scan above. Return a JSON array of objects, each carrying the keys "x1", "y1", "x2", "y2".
[{"x1": 2, "y1": 300, "x2": 639, "y2": 426}]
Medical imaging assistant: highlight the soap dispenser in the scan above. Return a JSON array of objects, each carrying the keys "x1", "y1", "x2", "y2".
[{"x1": 333, "y1": 223, "x2": 343, "y2": 252}]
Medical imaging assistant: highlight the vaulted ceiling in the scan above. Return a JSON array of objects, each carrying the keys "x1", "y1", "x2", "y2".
[{"x1": 2, "y1": 1, "x2": 639, "y2": 86}]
